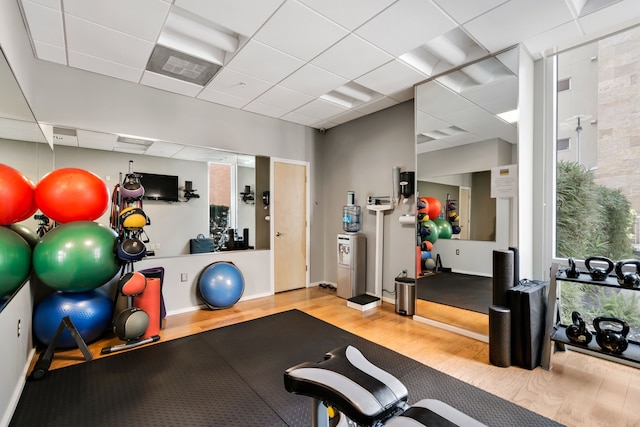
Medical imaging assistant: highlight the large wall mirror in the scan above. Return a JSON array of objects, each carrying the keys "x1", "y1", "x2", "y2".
[
  {"x1": 0, "y1": 47, "x2": 52, "y2": 311},
  {"x1": 414, "y1": 46, "x2": 519, "y2": 337}
]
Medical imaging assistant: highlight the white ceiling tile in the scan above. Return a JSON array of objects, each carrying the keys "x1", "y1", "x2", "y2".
[
  {"x1": 388, "y1": 87, "x2": 415, "y2": 103},
  {"x1": 140, "y1": 70, "x2": 204, "y2": 96},
  {"x1": 253, "y1": 1, "x2": 348, "y2": 62},
  {"x1": 65, "y1": 15, "x2": 155, "y2": 69},
  {"x1": 461, "y1": 76, "x2": 518, "y2": 114},
  {"x1": 355, "y1": 59, "x2": 426, "y2": 95},
  {"x1": 312, "y1": 34, "x2": 392, "y2": 80},
  {"x1": 523, "y1": 21, "x2": 584, "y2": 58},
  {"x1": 416, "y1": 111, "x2": 450, "y2": 134},
  {"x1": 33, "y1": 41, "x2": 67, "y2": 64},
  {"x1": 355, "y1": 0, "x2": 458, "y2": 56},
  {"x1": 431, "y1": 0, "x2": 509, "y2": 24},
  {"x1": 463, "y1": 0, "x2": 575, "y2": 53},
  {"x1": 226, "y1": 40, "x2": 305, "y2": 83},
  {"x1": 63, "y1": 0, "x2": 170, "y2": 41},
  {"x1": 579, "y1": 0, "x2": 640, "y2": 34},
  {"x1": 252, "y1": 85, "x2": 314, "y2": 111},
  {"x1": 175, "y1": 0, "x2": 285, "y2": 37},
  {"x1": 205, "y1": 68, "x2": 271, "y2": 100},
  {"x1": 21, "y1": 1, "x2": 64, "y2": 47},
  {"x1": 279, "y1": 64, "x2": 347, "y2": 97},
  {"x1": 242, "y1": 100, "x2": 289, "y2": 118},
  {"x1": 23, "y1": 0, "x2": 59, "y2": 9},
  {"x1": 280, "y1": 110, "x2": 322, "y2": 127},
  {"x1": 68, "y1": 50, "x2": 143, "y2": 83},
  {"x1": 197, "y1": 88, "x2": 252, "y2": 108},
  {"x1": 297, "y1": 0, "x2": 396, "y2": 30},
  {"x1": 354, "y1": 96, "x2": 398, "y2": 114},
  {"x1": 294, "y1": 98, "x2": 349, "y2": 120},
  {"x1": 144, "y1": 140, "x2": 188, "y2": 157},
  {"x1": 76, "y1": 129, "x2": 118, "y2": 151}
]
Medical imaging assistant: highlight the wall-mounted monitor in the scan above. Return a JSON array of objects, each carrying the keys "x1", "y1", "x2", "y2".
[{"x1": 135, "y1": 172, "x2": 179, "y2": 202}]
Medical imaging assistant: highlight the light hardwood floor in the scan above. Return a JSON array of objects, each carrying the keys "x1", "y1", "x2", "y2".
[{"x1": 39, "y1": 286, "x2": 639, "y2": 427}]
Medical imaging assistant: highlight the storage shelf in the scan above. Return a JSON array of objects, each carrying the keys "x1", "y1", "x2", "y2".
[
  {"x1": 555, "y1": 269, "x2": 640, "y2": 290},
  {"x1": 551, "y1": 325, "x2": 640, "y2": 364},
  {"x1": 542, "y1": 263, "x2": 640, "y2": 370}
]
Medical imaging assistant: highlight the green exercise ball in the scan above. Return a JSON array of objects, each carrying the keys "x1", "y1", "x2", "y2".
[
  {"x1": 433, "y1": 218, "x2": 453, "y2": 239},
  {"x1": 3, "y1": 223, "x2": 40, "y2": 249},
  {"x1": 33, "y1": 221, "x2": 120, "y2": 292},
  {"x1": 422, "y1": 219, "x2": 439, "y2": 244},
  {"x1": 0, "y1": 227, "x2": 32, "y2": 297}
]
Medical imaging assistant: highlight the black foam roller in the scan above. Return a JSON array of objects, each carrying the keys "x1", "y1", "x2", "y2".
[
  {"x1": 489, "y1": 305, "x2": 511, "y2": 368},
  {"x1": 493, "y1": 250, "x2": 514, "y2": 307},
  {"x1": 509, "y1": 246, "x2": 520, "y2": 287}
]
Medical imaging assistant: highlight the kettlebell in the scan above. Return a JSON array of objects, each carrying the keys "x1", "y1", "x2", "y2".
[
  {"x1": 585, "y1": 256, "x2": 614, "y2": 281},
  {"x1": 565, "y1": 311, "x2": 592, "y2": 345},
  {"x1": 565, "y1": 257, "x2": 581, "y2": 279},
  {"x1": 615, "y1": 259, "x2": 640, "y2": 288},
  {"x1": 593, "y1": 316, "x2": 629, "y2": 354}
]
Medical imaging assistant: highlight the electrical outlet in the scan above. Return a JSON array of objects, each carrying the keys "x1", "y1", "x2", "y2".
[
  {"x1": 17, "y1": 318, "x2": 21, "y2": 338},
  {"x1": 456, "y1": 249, "x2": 460, "y2": 255},
  {"x1": 181, "y1": 273, "x2": 188, "y2": 282}
]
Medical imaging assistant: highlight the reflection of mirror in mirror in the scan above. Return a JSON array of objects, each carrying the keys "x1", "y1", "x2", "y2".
[
  {"x1": 414, "y1": 47, "x2": 520, "y2": 335},
  {"x1": 0, "y1": 47, "x2": 52, "y2": 312},
  {"x1": 418, "y1": 170, "x2": 496, "y2": 242}
]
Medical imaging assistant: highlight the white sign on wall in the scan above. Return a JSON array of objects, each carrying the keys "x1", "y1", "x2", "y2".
[{"x1": 491, "y1": 164, "x2": 518, "y2": 198}]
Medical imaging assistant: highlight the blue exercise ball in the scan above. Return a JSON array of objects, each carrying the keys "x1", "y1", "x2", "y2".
[
  {"x1": 33, "y1": 289, "x2": 113, "y2": 348},
  {"x1": 198, "y1": 262, "x2": 245, "y2": 309}
]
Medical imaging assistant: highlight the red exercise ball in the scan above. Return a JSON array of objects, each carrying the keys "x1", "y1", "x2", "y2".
[
  {"x1": 0, "y1": 164, "x2": 36, "y2": 225},
  {"x1": 425, "y1": 197, "x2": 442, "y2": 220},
  {"x1": 35, "y1": 168, "x2": 109, "y2": 223}
]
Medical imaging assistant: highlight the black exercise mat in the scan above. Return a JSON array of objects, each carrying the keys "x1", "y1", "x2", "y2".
[
  {"x1": 417, "y1": 272, "x2": 492, "y2": 314},
  {"x1": 11, "y1": 310, "x2": 561, "y2": 426}
]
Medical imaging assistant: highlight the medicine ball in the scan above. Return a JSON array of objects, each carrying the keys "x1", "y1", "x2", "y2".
[
  {"x1": 116, "y1": 237, "x2": 147, "y2": 261},
  {"x1": 113, "y1": 307, "x2": 149, "y2": 341},
  {"x1": 119, "y1": 207, "x2": 147, "y2": 231},
  {"x1": 118, "y1": 271, "x2": 146, "y2": 296},
  {"x1": 120, "y1": 176, "x2": 145, "y2": 200}
]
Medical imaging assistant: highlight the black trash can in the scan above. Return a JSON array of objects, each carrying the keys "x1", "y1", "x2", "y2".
[{"x1": 395, "y1": 277, "x2": 416, "y2": 315}]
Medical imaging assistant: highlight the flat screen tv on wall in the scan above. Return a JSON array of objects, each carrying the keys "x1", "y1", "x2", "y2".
[{"x1": 135, "y1": 172, "x2": 179, "y2": 202}]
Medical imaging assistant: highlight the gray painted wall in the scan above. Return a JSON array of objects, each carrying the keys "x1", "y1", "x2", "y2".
[{"x1": 319, "y1": 101, "x2": 416, "y2": 299}]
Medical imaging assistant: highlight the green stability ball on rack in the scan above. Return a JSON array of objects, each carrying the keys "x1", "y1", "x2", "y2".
[
  {"x1": 433, "y1": 218, "x2": 452, "y2": 239},
  {"x1": 33, "y1": 221, "x2": 120, "y2": 292}
]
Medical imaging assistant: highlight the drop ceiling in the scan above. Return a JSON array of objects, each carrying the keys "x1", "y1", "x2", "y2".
[{"x1": 17, "y1": 0, "x2": 639, "y2": 136}]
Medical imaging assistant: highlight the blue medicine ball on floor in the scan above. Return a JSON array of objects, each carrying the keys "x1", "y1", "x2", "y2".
[
  {"x1": 198, "y1": 262, "x2": 245, "y2": 309},
  {"x1": 34, "y1": 289, "x2": 113, "y2": 348}
]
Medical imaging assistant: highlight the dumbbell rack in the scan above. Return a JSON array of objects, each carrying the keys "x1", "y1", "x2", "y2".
[{"x1": 541, "y1": 263, "x2": 640, "y2": 370}]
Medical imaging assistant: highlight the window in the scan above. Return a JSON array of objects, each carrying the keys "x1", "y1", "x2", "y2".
[{"x1": 555, "y1": 25, "x2": 640, "y2": 260}]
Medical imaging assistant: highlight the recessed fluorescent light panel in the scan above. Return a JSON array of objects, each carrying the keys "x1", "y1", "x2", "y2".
[{"x1": 146, "y1": 45, "x2": 221, "y2": 86}]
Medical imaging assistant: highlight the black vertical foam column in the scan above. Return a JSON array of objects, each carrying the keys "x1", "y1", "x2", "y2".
[
  {"x1": 509, "y1": 246, "x2": 520, "y2": 287},
  {"x1": 489, "y1": 305, "x2": 511, "y2": 368},
  {"x1": 493, "y1": 250, "x2": 514, "y2": 307}
]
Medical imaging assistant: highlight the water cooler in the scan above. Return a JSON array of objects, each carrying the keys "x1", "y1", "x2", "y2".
[{"x1": 337, "y1": 234, "x2": 366, "y2": 299}]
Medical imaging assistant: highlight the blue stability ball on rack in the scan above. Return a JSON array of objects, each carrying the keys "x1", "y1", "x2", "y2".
[
  {"x1": 33, "y1": 289, "x2": 113, "y2": 348},
  {"x1": 197, "y1": 262, "x2": 245, "y2": 309}
]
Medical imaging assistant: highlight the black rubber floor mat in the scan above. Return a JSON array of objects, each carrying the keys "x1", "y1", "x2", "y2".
[
  {"x1": 11, "y1": 310, "x2": 561, "y2": 427},
  {"x1": 417, "y1": 272, "x2": 493, "y2": 314}
]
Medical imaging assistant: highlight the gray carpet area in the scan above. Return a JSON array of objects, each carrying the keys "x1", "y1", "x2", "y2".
[{"x1": 11, "y1": 309, "x2": 561, "y2": 426}]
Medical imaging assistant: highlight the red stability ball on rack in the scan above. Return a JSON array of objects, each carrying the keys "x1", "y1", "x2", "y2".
[{"x1": 35, "y1": 168, "x2": 110, "y2": 223}]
